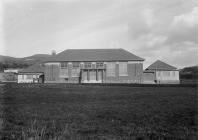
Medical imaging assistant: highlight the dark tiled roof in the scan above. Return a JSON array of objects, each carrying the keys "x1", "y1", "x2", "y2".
[
  {"x1": 45, "y1": 49, "x2": 144, "y2": 62},
  {"x1": 19, "y1": 64, "x2": 44, "y2": 73},
  {"x1": 146, "y1": 60, "x2": 177, "y2": 71}
]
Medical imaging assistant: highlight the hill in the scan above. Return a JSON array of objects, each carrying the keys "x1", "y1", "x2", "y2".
[
  {"x1": 180, "y1": 65, "x2": 198, "y2": 79},
  {"x1": 22, "y1": 54, "x2": 51, "y2": 62},
  {"x1": 0, "y1": 54, "x2": 51, "y2": 71}
]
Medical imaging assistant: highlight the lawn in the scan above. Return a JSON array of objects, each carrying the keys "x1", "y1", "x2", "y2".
[{"x1": 0, "y1": 84, "x2": 197, "y2": 140}]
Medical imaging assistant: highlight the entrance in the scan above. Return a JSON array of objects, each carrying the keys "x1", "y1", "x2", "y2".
[{"x1": 81, "y1": 70, "x2": 103, "y2": 83}]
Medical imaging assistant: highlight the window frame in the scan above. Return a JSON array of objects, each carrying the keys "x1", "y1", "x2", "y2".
[
  {"x1": 96, "y1": 62, "x2": 104, "y2": 69},
  {"x1": 72, "y1": 62, "x2": 80, "y2": 77},
  {"x1": 106, "y1": 62, "x2": 116, "y2": 77},
  {"x1": 84, "y1": 62, "x2": 92, "y2": 69},
  {"x1": 60, "y1": 62, "x2": 69, "y2": 77},
  {"x1": 60, "y1": 62, "x2": 68, "y2": 69},
  {"x1": 119, "y1": 62, "x2": 128, "y2": 76},
  {"x1": 26, "y1": 75, "x2": 33, "y2": 79}
]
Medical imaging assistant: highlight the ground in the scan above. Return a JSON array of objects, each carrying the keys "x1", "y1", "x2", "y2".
[{"x1": 0, "y1": 83, "x2": 197, "y2": 140}]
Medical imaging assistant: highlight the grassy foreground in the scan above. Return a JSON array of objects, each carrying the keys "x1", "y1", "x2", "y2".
[{"x1": 0, "y1": 84, "x2": 197, "y2": 140}]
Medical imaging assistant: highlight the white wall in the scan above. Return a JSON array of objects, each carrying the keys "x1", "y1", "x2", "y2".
[
  {"x1": 156, "y1": 71, "x2": 179, "y2": 82},
  {"x1": 17, "y1": 74, "x2": 41, "y2": 83}
]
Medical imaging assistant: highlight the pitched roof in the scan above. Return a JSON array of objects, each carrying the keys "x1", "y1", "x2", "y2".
[
  {"x1": 19, "y1": 64, "x2": 44, "y2": 73},
  {"x1": 45, "y1": 49, "x2": 144, "y2": 62},
  {"x1": 146, "y1": 60, "x2": 177, "y2": 71}
]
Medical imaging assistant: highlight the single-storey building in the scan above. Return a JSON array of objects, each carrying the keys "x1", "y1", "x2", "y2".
[
  {"x1": 143, "y1": 60, "x2": 180, "y2": 84},
  {"x1": 44, "y1": 49, "x2": 145, "y2": 83},
  {"x1": 0, "y1": 71, "x2": 18, "y2": 83},
  {"x1": 17, "y1": 64, "x2": 44, "y2": 83}
]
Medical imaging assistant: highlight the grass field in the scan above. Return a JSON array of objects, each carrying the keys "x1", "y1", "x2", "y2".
[{"x1": 0, "y1": 84, "x2": 197, "y2": 140}]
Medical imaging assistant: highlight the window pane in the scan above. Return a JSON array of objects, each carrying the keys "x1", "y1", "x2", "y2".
[
  {"x1": 27, "y1": 75, "x2": 33, "y2": 79},
  {"x1": 84, "y1": 62, "x2": 92, "y2": 68},
  {"x1": 173, "y1": 71, "x2": 175, "y2": 76},
  {"x1": 72, "y1": 68, "x2": 80, "y2": 77},
  {"x1": 72, "y1": 62, "x2": 80, "y2": 68},
  {"x1": 107, "y1": 62, "x2": 115, "y2": 77},
  {"x1": 96, "y1": 62, "x2": 104, "y2": 68},
  {"x1": 60, "y1": 69, "x2": 68, "y2": 77},
  {"x1": 119, "y1": 62, "x2": 128, "y2": 76},
  {"x1": 61, "y1": 62, "x2": 68, "y2": 69}
]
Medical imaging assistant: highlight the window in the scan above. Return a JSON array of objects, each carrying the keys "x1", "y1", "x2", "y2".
[
  {"x1": 80, "y1": 63, "x2": 84, "y2": 68},
  {"x1": 33, "y1": 75, "x2": 37, "y2": 78},
  {"x1": 60, "y1": 69, "x2": 68, "y2": 77},
  {"x1": 91, "y1": 62, "x2": 96, "y2": 69},
  {"x1": 72, "y1": 62, "x2": 80, "y2": 69},
  {"x1": 60, "y1": 62, "x2": 68, "y2": 77},
  {"x1": 96, "y1": 62, "x2": 104, "y2": 68},
  {"x1": 119, "y1": 62, "x2": 128, "y2": 76},
  {"x1": 172, "y1": 71, "x2": 175, "y2": 77},
  {"x1": 61, "y1": 62, "x2": 68, "y2": 69},
  {"x1": 84, "y1": 62, "x2": 92, "y2": 68},
  {"x1": 26, "y1": 75, "x2": 33, "y2": 79},
  {"x1": 72, "y1": 69, "x2": 80, "y2": 77},
  {"x1": 107, "y1": 62, "x2": 116, "y2": 77},
  {"x1": 163, "y1": 71, "x2": 170, "y2": 76},
  {"x1": 72, "y1": 62, "x2": 80, "y2": 77}
]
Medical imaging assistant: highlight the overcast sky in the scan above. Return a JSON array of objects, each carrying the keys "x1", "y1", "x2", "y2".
[{"x1": 0, "y1": 0, "x2": 198, "y2": 68}]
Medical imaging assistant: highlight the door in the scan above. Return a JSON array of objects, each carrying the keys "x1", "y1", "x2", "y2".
[
  {"x1": 97, "y1": 70, "x2": 102, "y2": 83},
  {"x1": 89, "y1": 70, "x2": 96, "y2": 82},
  {"x1": 82, "y1": 70, "x2": 88, "y2": 83}
]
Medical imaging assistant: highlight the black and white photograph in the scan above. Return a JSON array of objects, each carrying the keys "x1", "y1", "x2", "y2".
[{"x1": 0, "y1": 0, "x2": 197, "y2": 139}]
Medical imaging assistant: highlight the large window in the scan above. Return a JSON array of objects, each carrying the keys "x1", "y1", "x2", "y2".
[
  {"x1": 163, "y1": 71, "x2": 170, "y2": 76},
  {"x1": 84, "y1": 62, "x2": 92, "y2": 69},
  {"x1": 72, "y1": 62, "x2": 80, "y2": 69},
  {"x1": 72, "y1": 62, "x2": 80, "y2": 77},
  {"x1": 96, "y1": 62, "x2": 104, "y2": 69},
  {"x1": 61, "y1": 62, "x2": 68, "y2": 69},
  {"x1": 158, "y1": 71, "x2": 161, "y2": 77},
  {"x1": 26, "y1": 75, "x2": 33, "y2": 79},
  {"x1": 119, "y1": 62, "x2": 128, "y2": 76},
  {"x1": 172, "y1": 71, "x2": 175, "y2": 77},
  {"x1": 60, "y1": 62, "x2": 68, "y2": 77},
  {"x1": 107, "y1": 62, "x2": 116, "y2": 77}
]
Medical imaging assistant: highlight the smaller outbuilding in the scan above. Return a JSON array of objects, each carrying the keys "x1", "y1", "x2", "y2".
[
  {"x1": 144, "y1": 60, "x2": 180, "y2": 84},
  {"x1": 17, "y1": 64, "x2": 44, "y2": 83}
]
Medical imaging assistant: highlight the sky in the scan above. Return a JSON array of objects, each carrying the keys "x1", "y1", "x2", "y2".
[{"x1": 0, "y1": 0, "x2": 198, "y2": 68}]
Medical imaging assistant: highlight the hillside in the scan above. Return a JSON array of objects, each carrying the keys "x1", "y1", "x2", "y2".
[
  {"x1": 0, "y1": 54, "x2": 51, "y2": 71},
  {"x1": 180, "y1": 65, "x2": 198, "y2": 79},
  {"x1": 22, "y1": 54, "x2": 51, "y2": 62}
]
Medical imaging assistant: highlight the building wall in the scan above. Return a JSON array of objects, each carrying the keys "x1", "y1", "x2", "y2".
[
  {"x1": 105, "y1": 61, "x2": 143, "y2": 83},
  {"x1": 45, "y1": 63, "x2": 60, "y2": 82},
  {"x1": 143, "y1": 72, "x2": 155, "y2": 84},
  {"x1": 155, "y1": 70, "x2": 180, "y2": 84},
  {"x1": 18, "y1": 73, "x2": 43, "y2": 83},
  {"x1": 44, "y1": 61, "x2": 144, "y2": 83}
]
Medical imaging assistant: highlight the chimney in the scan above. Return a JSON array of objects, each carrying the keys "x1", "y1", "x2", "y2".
[{"x1": 51, "y1": 50, "x2": 56, "y2": 56}]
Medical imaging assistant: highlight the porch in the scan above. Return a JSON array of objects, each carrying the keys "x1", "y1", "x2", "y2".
[{"x1": 80, "y1": 69, "x2": 105, "y2": 83}]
